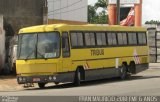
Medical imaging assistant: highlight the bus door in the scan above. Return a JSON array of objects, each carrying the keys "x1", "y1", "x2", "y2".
[{"x1": 62, "y1": 32, "x2": 71, "y2": 72}]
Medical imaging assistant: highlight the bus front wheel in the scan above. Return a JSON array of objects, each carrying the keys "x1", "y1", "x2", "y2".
[
  {"x1": 74, "y1": 69, "x2": 81, "y2": 86},
  {"x1": 119, "y1": 63, "x2": 127, "y2": 80},
  {"x1": 38, "y1": 83, "x2": 46, "y2": 88}
]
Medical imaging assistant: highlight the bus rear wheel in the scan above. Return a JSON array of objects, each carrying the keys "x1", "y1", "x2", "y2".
[
  {"x1": 119, "y1": 63, "x2": 127, "y2": 80},
  {"x1": 74, "y1": 69, "x2": 81, "y2": 86},
  {"x1": 38, "y1": 83, "x2": 46, "y2": 88},
  {"x1": 55, "y1": 82, "x2": 59, "y2": 85}
]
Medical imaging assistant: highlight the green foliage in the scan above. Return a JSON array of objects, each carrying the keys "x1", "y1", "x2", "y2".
[
  {"x1": 88, "y1": 0, "x2": 108, "y2": 24},
  {"x1": 88, "y1": 5, "x2": 96, "y2": 23},
  {"x1": 98, "y1": 12, "x2": 108, "y2": 24},
  {"x1": 95, "y1": 0, "x2": 108, "y2": 9},
  {"x1": 145, "y1": 20, "x2": 160, "y2": 24}
]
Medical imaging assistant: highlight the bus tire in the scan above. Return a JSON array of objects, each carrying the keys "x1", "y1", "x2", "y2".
[
  {"x1": 119, "y1": 63, "x2": 127, "y2": 80},
  {"x1": 129, "y1": 61, "x2": 136, "y2": 74},
  {"x1": 55, "y1": 82, "x2": 59, "y2": 85},
  {"x1": 74, "y1": 69, "x2": 81, "y2": 86},
  {"x1": 38, "y1": 83, "x2": 45, "y2": 89}
]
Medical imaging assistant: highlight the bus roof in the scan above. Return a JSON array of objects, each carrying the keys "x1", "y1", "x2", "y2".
[{"x1": 18, "y1": 24, "x2": 147, "y2": 34}]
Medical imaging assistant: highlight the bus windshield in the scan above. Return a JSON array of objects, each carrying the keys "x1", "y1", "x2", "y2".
[{"x1": 18, "y1": 32, "x2": 60, "y2": 60}]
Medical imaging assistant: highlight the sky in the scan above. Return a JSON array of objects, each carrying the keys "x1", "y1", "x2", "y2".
[{"x1": 88, "y1": 0, "x2": 160, "y2": 24}]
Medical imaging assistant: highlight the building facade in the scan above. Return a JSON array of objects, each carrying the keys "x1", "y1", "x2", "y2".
[
  {"x1": 0, "y1": 0, "x2": 47, "y2": 35},
  {"x1": 0, "y1": 0, "x2": 47, "y2": 73},
  {"x1": 47, "y1": 0, "x2": 88, "y2": 23}
]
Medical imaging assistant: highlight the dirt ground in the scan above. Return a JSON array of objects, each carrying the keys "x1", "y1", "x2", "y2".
[{"x1": 0, "y1": 76, "x2": 23, "y2": 92}]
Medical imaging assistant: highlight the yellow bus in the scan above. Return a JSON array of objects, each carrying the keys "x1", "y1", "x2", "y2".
[{"x1": 16, "y1": 24, "x2": 149, "y2": 88}]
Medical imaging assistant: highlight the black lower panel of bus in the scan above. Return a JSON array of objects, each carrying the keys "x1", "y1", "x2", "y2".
[
  {"x1": 17, "y1": 63, "x2": 148, "y2": 84},
  {"x1": 135, "y1": 63, "x2": 149, "y2": 73},
  {"x1": 84, "y1": 67, "x2": 120, "y2": 81}
]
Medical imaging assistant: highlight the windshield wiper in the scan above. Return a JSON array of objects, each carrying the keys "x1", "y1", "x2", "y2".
[
  {"x1": 37, "y1": 50, "x2": 47, "y2": 60},
  {"x1": 25, "y1": 48, "x2": 36, "y2": 61}
]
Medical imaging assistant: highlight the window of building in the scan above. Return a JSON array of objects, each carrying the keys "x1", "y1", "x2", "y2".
[{"x1": 96, "y1": 32, "x2": 107, "y2": 46}]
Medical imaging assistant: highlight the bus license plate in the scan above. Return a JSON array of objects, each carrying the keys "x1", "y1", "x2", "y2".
[{"x1": 33, "y1": 78, "x2": 40, "y2": 82}]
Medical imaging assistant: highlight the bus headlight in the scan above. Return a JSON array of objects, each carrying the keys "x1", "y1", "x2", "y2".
[
  {"x1": 22, "y1": 77, "x2": 26, "y2": 82},
  {"x1": 18, "y1": 77, "x2": 22, "y2": 82},
  {"x1": 49, "y1": 76, "x2": 52, "y2": 80},
  {"x1": 53, "y1": 76, "x2": 56, "y2": 80}
]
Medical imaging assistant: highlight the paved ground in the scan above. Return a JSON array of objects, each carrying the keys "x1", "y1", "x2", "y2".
[
  {"x1": 0, "y1": 76, "x2": 23, "y2": 92},
  {"x1": 0, "y1": 63, "x2": 160, "y2": 96}
]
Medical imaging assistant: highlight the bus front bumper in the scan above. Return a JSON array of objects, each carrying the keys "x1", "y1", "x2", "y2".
[
  {"x1": 17, "y1": 72, "x2": 75, "y2": 84},
  {"x1": 17, "y1": 75, "x2": 58, "y2": 84}
]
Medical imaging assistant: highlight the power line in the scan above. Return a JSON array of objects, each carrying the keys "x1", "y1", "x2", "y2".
[
  {"x1": 48, "y1": 5, "x2": 87, "y2": 16},
  {"x1": 48, "y1": 2, "x2": 96, "y2": 16},
  {"x1": 48, "y1": 0, "x2": 82, "y2": 13},
  {"x1": 47, "y1": 0, "x2": 59, "y2": 2}
]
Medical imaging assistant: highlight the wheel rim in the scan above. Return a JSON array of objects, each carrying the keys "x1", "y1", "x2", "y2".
[
  {"x1": 74, "y1": 70, "x2": 81, "y2": 86},
  {"x1": 77, "y1": 71, "x2": 81, "y2": 85},
  {"x1": 120, "y1": 64, "x2": 127, "y2": 79}
]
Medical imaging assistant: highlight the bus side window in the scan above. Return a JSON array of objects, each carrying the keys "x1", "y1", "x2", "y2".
[
  {"x1": 85, "y1": 32, "x2": 96, "y2": 46},
  {"x1": 107, "y1": 32, "x2": 117, "y2": 46},
  {"x1": 128, "y1": 33, "x2": 137, "y2": 45},
  {"x1": 96, "y1": 32, "x2": 106, "y2": 46},
  {"x1": 138, "y1": 32, "x2": 147, "y2": 45},
  {"x1": 62, "y1": 32, "x2": 70, "y2": 58},
  {"x1": 71, "y1": 32, "x2": 84, "y2": 47},
  {"x1": 117, "y1": 32, "x2": 127, "y2": 45}
]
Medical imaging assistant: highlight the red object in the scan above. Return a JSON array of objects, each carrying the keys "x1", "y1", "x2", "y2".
[
  {"x1": 108, "y1": 4, "x2": 117, "y2": 25},
  {"x1": 135, "y1": 0, "x2": 142, "y2": 26},
  {"x1": 120, "y1": 8, "x2": 135, "y2": 26}
]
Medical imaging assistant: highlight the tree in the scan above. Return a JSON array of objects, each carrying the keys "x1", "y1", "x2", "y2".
[
  {"x1": 98, "y1": 11, "x2": 108, "y2": 24},
  {"x1": 88, "y1": 5, "x2": 97, "y2": 23},
  {"x1": 95, "y1": 0, "x2": 108, "y2": 9},
  {"x1": 145, "y1": 20, "x2": 160, "y2": 25},
  {"x1": 88, "y1": 0, "x2": 108, "y2": 24}
]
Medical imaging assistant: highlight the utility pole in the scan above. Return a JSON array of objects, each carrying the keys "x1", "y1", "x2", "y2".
[{"x1": 116, "y1": 0, "x2": 120, "y2": 25}]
